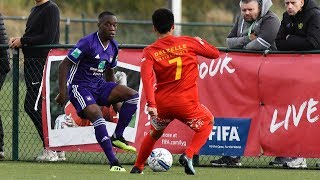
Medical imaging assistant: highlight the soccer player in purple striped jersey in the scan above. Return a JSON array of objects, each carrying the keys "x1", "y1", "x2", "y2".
[{"x1": 55, "y1": 11, "x2": 139, "y2": 172}]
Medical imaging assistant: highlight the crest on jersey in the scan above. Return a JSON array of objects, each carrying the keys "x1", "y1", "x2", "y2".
[
  {"x1": 298, "y1": 23, "x2": 303, "y2": 29},
  {"x1": 98, "y1": 61, "x2": 106, "y2": 70},
  {"x1": 109, "y1": 56, "x2": 114, "y2": 63}
]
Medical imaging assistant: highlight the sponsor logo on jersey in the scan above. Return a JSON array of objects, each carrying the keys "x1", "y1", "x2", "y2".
[{"x1": 71, "y1": 48, "x2": 82, "y2": 59}]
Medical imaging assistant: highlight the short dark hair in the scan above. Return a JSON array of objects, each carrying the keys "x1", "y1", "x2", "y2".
[
  {"x1": 240, "y1": 0, "x2": 262, "y2": 6},
  {"x1": 98, "y1": 11, "x2": 115, "y2": 22},
  {"x1": 152, "y1": 8, "x2": 174, "y2": 34}
]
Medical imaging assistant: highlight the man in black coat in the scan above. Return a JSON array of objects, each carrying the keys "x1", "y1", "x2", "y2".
[
  {"x1": 0, "y1": 12, "x2": 10, "y2": 160},
  {"x1": 276, "y1": 0, "x2": 320, "y2": 50},
  {"x1": 9, "y1": 0, "x2": 61, "y2": 162}
]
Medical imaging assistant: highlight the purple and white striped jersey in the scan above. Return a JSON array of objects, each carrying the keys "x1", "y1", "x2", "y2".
[{"x1": 66, "y1": 32, "x2": 118, "y2": 87}]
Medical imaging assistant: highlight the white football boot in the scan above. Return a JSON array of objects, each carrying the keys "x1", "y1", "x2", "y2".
[{"x1": 35, "y1": 149, "x2": 59, "y2": 162}]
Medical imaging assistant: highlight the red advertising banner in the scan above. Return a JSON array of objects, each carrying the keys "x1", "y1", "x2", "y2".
[
  {"x1": 197, "y1": 52, "x2": 263, "y2": 156},
  {"x1": 42, "y1": 49, "x2": 320, "y2": 157},
  {"x1": 259, "y1": 54, "x2": 320, "y2": 157}
]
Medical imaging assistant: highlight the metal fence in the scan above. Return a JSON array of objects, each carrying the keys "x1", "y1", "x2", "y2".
[
  {"x1": 0, "y1": 44, "x2": 320, "y2": 170},
  {"x1": 3, "y1": 16, "x2": 233, "y2": 47}
]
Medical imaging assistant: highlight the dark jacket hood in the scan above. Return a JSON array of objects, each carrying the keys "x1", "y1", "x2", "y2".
[{"x1": 303, "y1": 0, "x2": 319, "y2": 12}]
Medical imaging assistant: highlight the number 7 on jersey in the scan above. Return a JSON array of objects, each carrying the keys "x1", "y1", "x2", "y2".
[{"x1": 168, "y1": 57, "x2": 182, "y2": 80}]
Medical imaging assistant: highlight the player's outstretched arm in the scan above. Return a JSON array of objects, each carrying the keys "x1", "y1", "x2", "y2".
[
  {"x1": 191, "y1": 37, "x2": 220, "y2": 59},
  {"x1": 55, "y1": 57, "x2": 73, "y2": 107}
]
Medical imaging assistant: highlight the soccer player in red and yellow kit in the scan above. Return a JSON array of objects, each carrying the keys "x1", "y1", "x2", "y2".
[{"x1": 130, "y1": 8, "x2": 219, "y2": 175}]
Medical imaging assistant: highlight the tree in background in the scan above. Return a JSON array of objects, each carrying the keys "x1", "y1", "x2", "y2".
[{"x1": 3, "y1": 0, "x2": 320, "y2": 46}]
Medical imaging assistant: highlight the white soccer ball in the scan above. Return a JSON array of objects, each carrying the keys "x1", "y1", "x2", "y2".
[{"x1": 147, "y1": 148, "x2": 173, "y2": 172}]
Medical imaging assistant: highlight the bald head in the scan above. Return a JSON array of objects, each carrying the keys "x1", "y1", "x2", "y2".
[
  {"x1": 34, "y1": 0, "x2": 49, "y2": 6},
  {"x1": 285, "y1": 0, "x2": 304, "y2": 16}
]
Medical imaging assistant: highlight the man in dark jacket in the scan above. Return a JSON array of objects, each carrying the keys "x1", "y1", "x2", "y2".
[
  {"x1": 276, "y1": 0, "x2": 320, "y2": 50},
  {"x1": 226, "y1": 0, "x2": 280, "y2": 50},
  {"x1": 0, "y1": 12, "x2": 10, "y2": 160},
  {"x1": 9, "y1": 0, "x2": 61, "y2": 161}
]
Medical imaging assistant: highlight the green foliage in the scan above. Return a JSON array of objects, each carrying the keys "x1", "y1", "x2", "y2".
[
  {"x1": 59, "y1": 0, "x2": 168, "y2": 20},
  {"x1": 3, "y1": 0, "x2": 320, "y2": 46}
]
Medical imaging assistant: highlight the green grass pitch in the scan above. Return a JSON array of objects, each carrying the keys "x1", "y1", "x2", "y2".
[{"x1": 0, "y1": 161, "x2": 319, "y2": 180}]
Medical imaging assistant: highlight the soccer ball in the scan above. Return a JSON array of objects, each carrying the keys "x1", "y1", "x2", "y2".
[{"x1": 147, "y1": 148, "x2": 173, "y2": 172}]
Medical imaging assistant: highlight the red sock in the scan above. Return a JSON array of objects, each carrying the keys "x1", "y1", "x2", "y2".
[
  {"x1": 185, "y1": 122, "x2": 213, "y2": 159},
  {"x1": 134, "y1": 133, "x2": 157, "y2": 170}
]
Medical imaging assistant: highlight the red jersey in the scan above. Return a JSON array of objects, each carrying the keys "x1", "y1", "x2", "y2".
[{"x1": 141, "y1": 35, "x2": 219, "y2": 108}]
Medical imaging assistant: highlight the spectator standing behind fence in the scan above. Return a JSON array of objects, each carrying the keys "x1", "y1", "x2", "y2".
[
  {"x1": 8, "y1": 0, "x2": 61, "y2": 162},
  {"x1": 226, "y1": 0, "x2": 280, "y2": 50},
  {"x1": 269, "y1": 0, "x2": 320, "y2": 168},
  {"x1": 211, "y1": 0, "x2": 280, "y2": 167},
  {"x1": 0, "y1": 12, "x2": 10, "y2": 160}
]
